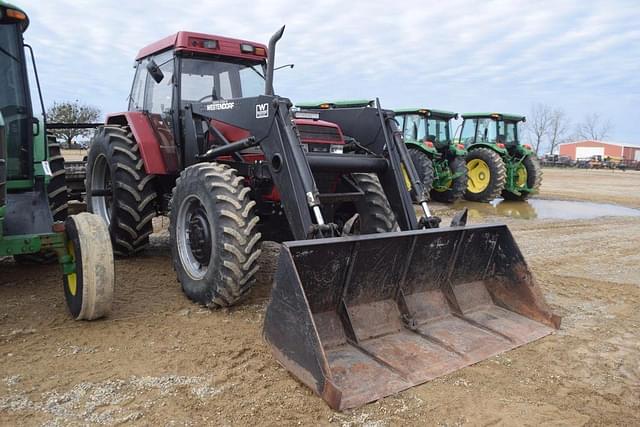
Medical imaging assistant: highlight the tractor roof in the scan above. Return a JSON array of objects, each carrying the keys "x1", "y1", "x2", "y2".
[
  {"x1": 395, "y1": 108, "x2": 458, "y2": 119},
  {"x1": 0, "y1": 1, "x2": 29, "y2": 31},
  {"x1": 135, "y1": 31, "x2": 268, "y2": 62},
  {"x1": 462, "y1": 112, "x2": 526, "y2": 122},
  {"x1": 297, "y1": 99, "x2": 374, "y2": 109}
]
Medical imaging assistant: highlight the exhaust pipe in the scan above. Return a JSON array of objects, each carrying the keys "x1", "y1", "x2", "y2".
[{"x1": 265, "y1": 25, "x2": 285, "y2": 96}]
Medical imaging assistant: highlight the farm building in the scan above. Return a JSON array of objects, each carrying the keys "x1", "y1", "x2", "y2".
[{"x1": 559, "y1": 140, "x2": 640, "y2": 161}]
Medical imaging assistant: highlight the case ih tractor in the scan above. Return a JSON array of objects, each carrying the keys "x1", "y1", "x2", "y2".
[
  {"x1": 0, "y1": 1, "x2": 113, "y2": 320},
  {"x1": 460, "y1": 113, "x2": 542, "y2": 202},
  {"x1": 395, "y1": 108, "x2": 468, "y2": 203},
  {"x1": 86, "y1": 28, "x2": 559, "y2": 409}
]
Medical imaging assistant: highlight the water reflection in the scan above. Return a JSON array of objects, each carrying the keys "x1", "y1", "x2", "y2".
[{"x1": 451, "y1": 199, "x2": 640, "y2": 220}]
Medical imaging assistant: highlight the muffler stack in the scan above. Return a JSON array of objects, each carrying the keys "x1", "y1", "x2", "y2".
[{"x1": 263, "y1": 224, "x2": 560, "y2": 410}]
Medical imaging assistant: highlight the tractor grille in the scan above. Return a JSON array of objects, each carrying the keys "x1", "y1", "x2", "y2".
[{"x1": 297, "y1": 124, "x2": 342, "y2": 143}]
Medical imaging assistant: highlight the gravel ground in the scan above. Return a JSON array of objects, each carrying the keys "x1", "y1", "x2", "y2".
[{"x1": 1, "y1": 168, "x2": 639, "y2": 426}]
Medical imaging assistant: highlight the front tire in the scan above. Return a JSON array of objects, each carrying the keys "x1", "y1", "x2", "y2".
[
  {"x1": 350, "y1": 173, "x2": 399, "y2": 233},
  {"x1": 431, "y1": 156, "x2": 468, "y2": 203},
  {"x1": 407, "y1": 147, "x2": 434, "y2": 200},
  {"x1": 170, "y1": 163, "x2": 262, "y2": 308},
  {"x1": 464, "y1": 148, "x2": 506, "y2": 203},
  {"x1": 63, "y1": 212, "x2": 115, "y2": 320},
  {"x1": 502, "y1": 155, "x2": 543, "y2": 201},
  {"x1": 86, "y1": 125, "x2": 157, "y2": 256}
]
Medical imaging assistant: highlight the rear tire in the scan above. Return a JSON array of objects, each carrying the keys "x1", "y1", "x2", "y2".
[
  {"x1": 351, "y1": 173, "x2": 399, "y2": 233},
  {"x1": 170, "y1": 163, "x2": 262, "y2": 308},
  {"x1": 407, "y1": 147, "x2": 434, "y2": 200},
  {"x1": 63, "y1": 212, "x2": 115, "y2": 320},
  {"x1": 502, "y1": 155, "x2": 543, "y2": 201},
  {"x1": 13, "y1": 136, "x2": 68, "y2": 264},
  {"x1": 86, "y1": 125, "x2": 157, "y2": 256},
  {"x1": 431, "y1": 156, "x2": 468, "y2": 203},
  {"x1": 464, "y1": 148, "x2": 506, "y2": 203}
]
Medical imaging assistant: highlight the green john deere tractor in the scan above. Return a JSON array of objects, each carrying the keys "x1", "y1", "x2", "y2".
[
  {"x1": 0, "y1": 1, "x2": 113, "y2": 319},
  {"x1": 395, "y1": 108, "x2": 468, "y2": 203},
  {"x1": 459, "y1": 113, "x2": 542, "y2": 202}
]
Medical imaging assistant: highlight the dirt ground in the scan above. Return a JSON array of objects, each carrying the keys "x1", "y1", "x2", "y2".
[{"x1": 1, "y1": 168, "x2": 639, "y2": 426}]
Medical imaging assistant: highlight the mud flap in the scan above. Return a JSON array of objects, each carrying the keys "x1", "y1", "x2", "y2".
[{"x1": 263, "y1": 224, "x2": 560, "y2": 410}]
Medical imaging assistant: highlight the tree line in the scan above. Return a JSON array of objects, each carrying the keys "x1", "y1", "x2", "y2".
[{"x1": 523, "y1": 103, "x2": 613, "y2": 156}]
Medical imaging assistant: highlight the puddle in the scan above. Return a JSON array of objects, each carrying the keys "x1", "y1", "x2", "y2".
[{"x1": 451, "y1": 199, "x2": 640, "y2": 220}]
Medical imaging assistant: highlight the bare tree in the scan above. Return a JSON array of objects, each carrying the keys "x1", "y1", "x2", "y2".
[
  {"x1": 575, "y1": 113, "x2": 613, "y2": 141},
  {"x1": 548, "y1": 108, "x2": 570, "y2": 154},
  {"x1": 524, "y1": 103, "x2": 552, "y2": 155},
  {"x1": 47, "y1": 100, "x2": 101, "y2": 147}
]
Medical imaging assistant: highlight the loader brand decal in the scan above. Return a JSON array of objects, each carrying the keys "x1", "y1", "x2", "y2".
[
  {"x1": 206, "y1": 102, "x2": 235, "y2": 111},
  {"x1": 256, "y1": 103, "x2": 269, "y2": 119}
]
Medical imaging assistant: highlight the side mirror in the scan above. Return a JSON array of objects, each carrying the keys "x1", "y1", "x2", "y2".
[{"x1": 146, "y1": 59, "x2": 164, "y2": 83}]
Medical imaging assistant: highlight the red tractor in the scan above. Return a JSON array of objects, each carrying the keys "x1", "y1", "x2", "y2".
[{"x1": 85, "y1": 27, "x2": 559, "y2": 410}]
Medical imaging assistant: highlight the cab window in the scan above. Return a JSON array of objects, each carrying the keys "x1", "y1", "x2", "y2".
[{"x1": 476, "y1": 118, "x2": 497, "y2": 143}]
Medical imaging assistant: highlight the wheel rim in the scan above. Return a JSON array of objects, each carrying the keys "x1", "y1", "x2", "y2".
[
  {"x1": 467, "y1": 159, "x2": 491, "y2": 193},
  {"x1": 90, "y1": 154, "x2": 113, "y2": 226},
  {"x1": 66, "y1": 240, "x2": 78, "y2": 296},
  {"x1": 515, "y1": 164, "x2": 528, "y2": 188},
  {"x1": 176, "y1": 194, "x2": 212, "y2": 280}
]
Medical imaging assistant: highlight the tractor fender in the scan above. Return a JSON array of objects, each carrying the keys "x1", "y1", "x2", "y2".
[
  {"x1": 105, "y1": 112, "x2": 172, "y2": 175},
  {"x1": 514, "y1": 144, "x2": 535, "y2": 157},
  {"x1": 405, "y1": 140, "x2": 438, "y2": 157},
  {"x1": 467, "y1": 142, "x2": 507, "y2": 156},
  {"x1": 448, "y1": 142, "x2": 467, "y2": 157}
]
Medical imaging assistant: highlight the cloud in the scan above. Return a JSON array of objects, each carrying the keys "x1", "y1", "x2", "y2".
[{"x1": 18, "y1": 0, "x2": 640, "y2": 142}]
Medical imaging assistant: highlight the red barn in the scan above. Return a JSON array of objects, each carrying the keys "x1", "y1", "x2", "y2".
[{"x1": 558, "y1": 140, "x2": 640, "y2": 161}]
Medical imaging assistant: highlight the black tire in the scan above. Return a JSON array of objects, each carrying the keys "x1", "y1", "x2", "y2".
[
  {"x1": 431, "y1": 156, "x2": 468, "y2": 203},
  {"x1": 86, "y1": 125, "x2": 157, "y2": 256},
  {"x1": 170, "y1": 162, "x2": 262, "y2": 308},
  {"x1": 407, "y1": 147, "x2": 434, "y2": 200},
  {"x1": 63, "y1": 212, "x2": 115, "y2": 320},
  {"x1": 464, "y1": 147, "x2": 506, "y2": 203},
  {"x1": 13, "y1": 136, "x2": 68, "y2": 264},
  {"x1": 351, "y1": 173, "x2": 399, "y2": 233},
  {"x1": 502, "y1": 155, "x2": 543, "y2": 201}
]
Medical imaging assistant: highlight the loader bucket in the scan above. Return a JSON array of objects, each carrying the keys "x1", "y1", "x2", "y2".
[{"x1": 263, "y1": 223, "x2": 560, "y2": 410}]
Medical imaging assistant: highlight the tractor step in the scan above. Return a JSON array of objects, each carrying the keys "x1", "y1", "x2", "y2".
[{"x1": 263, "y1": 224, "x2": 560, "y2": 410}]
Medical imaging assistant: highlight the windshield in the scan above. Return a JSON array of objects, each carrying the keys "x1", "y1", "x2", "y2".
[
  {"x1": 0, "y1": 23, "x2": 30, "y2": 180},
  {"x1": 402, "y1": 114, "x2": 426, "y2": 142},
  {"x1": 180, "y1": 58, "x2": 266, "y2": 103},
  {"x1": 426, "y1": 117, "x2": 450, "y2": 145}
]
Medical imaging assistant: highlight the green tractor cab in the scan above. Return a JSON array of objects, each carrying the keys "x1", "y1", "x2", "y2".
[
  {"x1": 0, "y1": 1, "x2": 114, "y2": 319},
  {"x1": 395, "y1": 108, "x2": 468, "y2": 203},
  {"x1": 459, "y1": 112, "x2": 542, "y2": 202}
]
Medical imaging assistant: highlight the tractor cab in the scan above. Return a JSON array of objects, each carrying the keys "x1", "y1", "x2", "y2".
[
  {"x1": 0, "y1": 2, "x2": 34, "y2": 186},
  {"x1": 395, "y1": 108, "x2": 458, "y2": 151},
  {"x1": 459, "y1": 113, "x2": 527, "y2": 152}
]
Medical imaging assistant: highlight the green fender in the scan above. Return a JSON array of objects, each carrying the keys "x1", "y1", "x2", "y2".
[
  {"x1": 449, "y1": 142, "x2": 467, "y2": 157},
  {"x1": 405, "y1": 140, "x2": 439, "y2": 157},
  {"x1": 467, "y1": 142, "x2": 508, "y2": 156}
]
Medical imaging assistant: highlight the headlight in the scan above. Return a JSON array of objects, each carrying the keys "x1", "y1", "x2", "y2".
[{"x1": 330, "y1": 145, "x2": 344, "y2": 154}]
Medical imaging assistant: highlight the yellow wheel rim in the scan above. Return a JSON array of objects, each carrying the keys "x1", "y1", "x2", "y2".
[
  {"x1": 66, "y1": 240, "x2": 78, "y2": 296},
  {"x1": 515, "y1": 164, "x2": 528, "y2": 188},
  {"x1": 467, "y1": 159, "x2": 491, "y2": 193}
]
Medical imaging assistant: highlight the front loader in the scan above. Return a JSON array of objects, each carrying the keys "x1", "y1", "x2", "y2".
[
  {"x1": 0, "y1": 1, "x2": 113, "y2": 320},
  {"x1": 86, "y1": 27, "x2": 560, "y2": 409}
]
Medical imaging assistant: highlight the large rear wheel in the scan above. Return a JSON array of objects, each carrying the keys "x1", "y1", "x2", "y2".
[
  {"x1": 502, "y1": 155, "x2": 543, "y2": 201},
  {"x1": 407, "y1": 147, "x2": 434, "y2": 200},
  {"x1": 464, "y1": 148, "x2": 506, "y2": 203},
  {"x1": 431, "y1": 156, "x2": 468, "y2": 203},
  {"x1": 170, "y1": 163, "x2": 262, "y2": 308},
  {"x1": 86, "y1": 125, "x2": 157, "y2": 256}
]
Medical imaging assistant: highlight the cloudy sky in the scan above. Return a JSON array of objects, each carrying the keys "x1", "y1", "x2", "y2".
[{"x1": 19, "y1": 0, "x2": 640, "y2": 146}]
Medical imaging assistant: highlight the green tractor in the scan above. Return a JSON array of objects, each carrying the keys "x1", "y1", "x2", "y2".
[
  {"x1": 0, "y1": 1, "x2": 114, "y2": 319},
  {"x1": 459, "y1": 113, "x2": 542, "y2": 202},
  {"x1": 394, "y1": 108, "x2": 468, "y2": 203}
]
